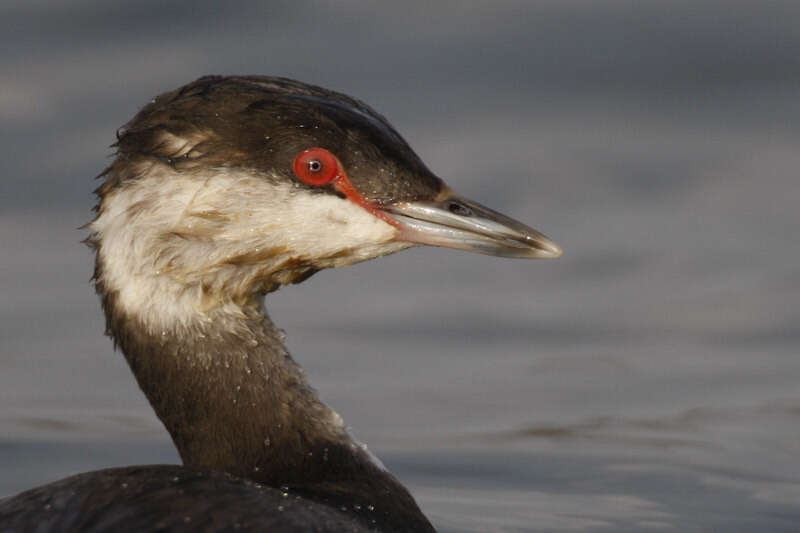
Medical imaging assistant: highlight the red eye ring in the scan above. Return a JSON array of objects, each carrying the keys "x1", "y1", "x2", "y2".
[{"x1": 293, "y1": 148, "x2": 340, "y2": 186}]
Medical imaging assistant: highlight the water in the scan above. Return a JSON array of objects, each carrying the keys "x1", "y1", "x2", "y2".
[{"x1": 2, "y1": 1, "x2": 799, "y2": 531}]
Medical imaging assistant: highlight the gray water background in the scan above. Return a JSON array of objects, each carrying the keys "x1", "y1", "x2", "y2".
[{"x1": 1, "y1": 1, "x2": 799, "y2": 531}]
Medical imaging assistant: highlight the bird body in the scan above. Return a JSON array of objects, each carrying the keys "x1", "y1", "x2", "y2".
[
  {"x1": 1, "y1": 466, "x2": 394, "y2": 532},
  {"x1": 0, "y1": 76, "x2": 560, "y2": 532}
]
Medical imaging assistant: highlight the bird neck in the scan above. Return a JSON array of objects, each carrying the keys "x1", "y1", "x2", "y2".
[
  {"x1": 112, "y1": 300, "x2": 344, "y2": 474},
  {"x1": 97, "y1": 283, "x2": 434, "y2": 531}
]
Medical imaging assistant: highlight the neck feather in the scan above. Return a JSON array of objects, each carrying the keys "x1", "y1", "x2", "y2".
[
  {"x1": 92, "y1": 261, "x2": 434, "y2": 532},
  {"x1": 107, "y1": 295, "x2": 349, "y2": 476}
]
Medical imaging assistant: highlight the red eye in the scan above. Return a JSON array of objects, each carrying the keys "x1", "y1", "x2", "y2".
[{"x1": 293, "y1": 148, "x2": 340, "y2": 186}]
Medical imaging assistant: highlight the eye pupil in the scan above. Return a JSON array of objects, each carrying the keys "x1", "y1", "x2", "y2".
[{"x1": 308, "y1": 160, "x2": 322, "y2": 172}]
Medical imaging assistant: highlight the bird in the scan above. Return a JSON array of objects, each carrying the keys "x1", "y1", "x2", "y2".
[{"x1": 0, "y1": 75, "x2": 562, "y2": 533}]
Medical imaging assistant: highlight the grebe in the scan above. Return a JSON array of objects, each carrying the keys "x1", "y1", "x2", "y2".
[{"x1": 0, "y1": 76, "x2": 561, "y2": 532}]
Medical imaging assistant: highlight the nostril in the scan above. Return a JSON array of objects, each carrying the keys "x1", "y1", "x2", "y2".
[{"x1": 448, "y1": 201, "x2": 473, "y2": 217}]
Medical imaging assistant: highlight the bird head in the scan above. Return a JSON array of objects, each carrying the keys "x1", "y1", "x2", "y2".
[{"x1": 88, "y1": 76, "x2": 561, "y2": 323}]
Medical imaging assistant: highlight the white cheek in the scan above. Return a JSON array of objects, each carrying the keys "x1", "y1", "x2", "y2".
[
  {"x1": 264, "y1": 190, "x2": 398, "y2": 253},
  {"x1": 91, "y1": 171, "x2": 211, "y2": 326},
  {"x1": 89, "y1": 168, "x2": 403, "y2": 329},
  {"x1": 196, "y1": 175, "x2": 401, "y2": 259}
]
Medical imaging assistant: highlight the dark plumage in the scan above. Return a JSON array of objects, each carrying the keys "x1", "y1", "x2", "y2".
[
  {"x1": 1, "y1": 466, "x2": 381, "y2": 533},
  {"x1": 104, "y1": 75, "x2": 442, "y2": 205},
  {"x1": 0, "y1": 75, "x2": 560, "y2": 532}
]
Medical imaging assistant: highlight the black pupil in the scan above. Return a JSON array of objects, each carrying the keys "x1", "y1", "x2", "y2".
[{"x1": 308, "y1": 159, "x2": 322, "y2": 173}]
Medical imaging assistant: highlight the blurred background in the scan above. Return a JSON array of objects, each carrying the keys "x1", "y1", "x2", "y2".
[{"x1": 1, "y1": 1, "x2": 799, "y2": 531}]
